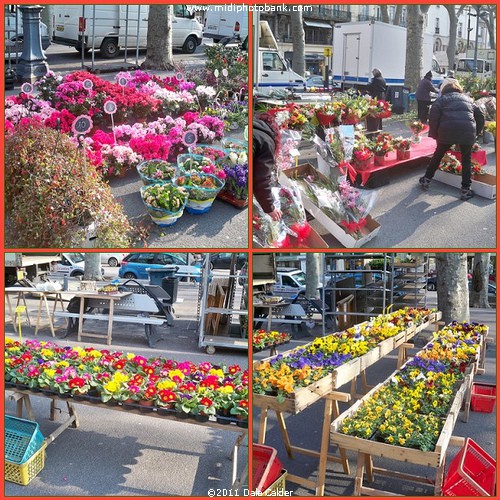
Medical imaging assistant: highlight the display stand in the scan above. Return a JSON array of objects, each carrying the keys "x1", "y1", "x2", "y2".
[{"x1": 7, "y1": 388, "x2": 248, "y2": 489}]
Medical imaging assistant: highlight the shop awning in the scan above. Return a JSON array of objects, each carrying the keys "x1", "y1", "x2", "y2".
[{"x1": 304, "y1": 20, "x2": 333, "y2": 29}]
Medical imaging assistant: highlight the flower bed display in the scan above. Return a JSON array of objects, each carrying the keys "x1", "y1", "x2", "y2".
[
  {"x1": 5, "y1": 338, "x2": 248, "y2": 425},
  {"x1": 252, "y1": 330, "x2": 292, "y2": 353},
  {"x1": 253, "y1": 308, "x2": 437, "y2": 414},
  {"x1": 333, "y1": 321, "x2": 487, "y2": 452}
]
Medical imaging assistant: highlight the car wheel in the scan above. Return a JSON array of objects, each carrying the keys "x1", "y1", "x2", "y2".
[
  {"x1": 427, "y1": 283, "x2": 436, "y2": 291},
  {"x1": 182, "y1": 36, "x2": 197, "y2": 54},
  {"x1": 100, "y1": 38, "x2": 119, "y2": 59},
  {"x1": 108, "y1": 257, "x2": 118, "y2": 267},
  {"x1": 123, "y1": 272, "x2": 137, "y2": 279},
  {"x1": 71, "y1": 271, "x2": 84, "y2": 278}
]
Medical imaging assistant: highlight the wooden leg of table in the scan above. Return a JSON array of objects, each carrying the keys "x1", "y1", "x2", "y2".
[
  {"x1": 41, "y1": 295, "x2": 56, "y2": 337},
  {"x1": 316, "y1": 399, "x2": 333, "y2": 496},
  {"x1": 35, "y1": 295, "x2": 44, "y2": 335},
  {"x1": 50, "y1": 398, "x2": 57, "y2": 421},
  {"x1": 67, "y1": 401, "x2": 79, "y2": 428},
  {"x1": 258, "y1": 408, "x2": 268, "y2": 444},
  {"x1": 22, "y1": 293, "x2": 31, "y2": 327},
  {"x1": 6, "y1": 293, "x2": 16, "y2": 330},
  {"x1": 22, "y1": 394, "x2": 36, "y2": 421},
  {"x1": 365, "y1": 453, "x2": 374, "y2": 483},
  {"x1": 275, "y1": 411, "x2": 293, "y2": 459},
  {"x1": 77, "y1": 297, "x2": 85, "y2": 342},
  {"x1": 332, "y1": 400, "x2": 350, "y2": 475},
  {"x1": 354, "y1": 452, "x2": 366, "y2": 496},
  {"x1": 434, "y1": 460, "x2": 446, "y2": 495},
  {"x1": 107, "y1": 300, "x2": 115, "y2": 345},
  {"x1": 350, "y1": 376, "x2": 357, "y2": 401}
]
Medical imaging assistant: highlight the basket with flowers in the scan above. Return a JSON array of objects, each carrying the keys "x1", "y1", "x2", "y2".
[
  {"x1": 140, "y1": 183, "x2": 188, "y2": 226},
  {"x1": 175, "y1": 172, "x2": 225, "y2": 214},
  {"x1": 392, "y1": 136, "x2": 412, "y2": 160}
]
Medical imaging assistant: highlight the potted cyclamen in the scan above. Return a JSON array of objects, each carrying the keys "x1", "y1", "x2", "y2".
[
  {"x1": 175, "y1": 172, "x2": 225, "y2": 214},
  {"x1": 140, "y1": 183, "x2": 188, "y2": 226},
  {"x1": 137, "y1": 159, "x2": 180, "y2": 186}
]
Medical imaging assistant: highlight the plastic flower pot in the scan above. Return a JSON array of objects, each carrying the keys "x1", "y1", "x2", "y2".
[
  {"x1": 175, "y1": 173, "x2": 225, "y2": 215},
  {"x1": 136, "y1": 159, "x2": 180, "y2": 186},
  {"x1": 140, "y1": 184, "x2": 188, "y2": 227},
  {"x1": 176, "y1": 153, "x2": 213, "y2": 173}
]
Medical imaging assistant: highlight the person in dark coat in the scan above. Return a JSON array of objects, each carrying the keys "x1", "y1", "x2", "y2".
[
  {"x1": 419, "y1": 82, "x2": 485, "y2": 200},
  {"x1": 366, "y1": 68, "x2": 387, "y2": 132},
  {"x1": 253, "y1": 114, "x2": 282, "y2": 220},
  {"x1": 415, "y1": 70, "x2": 438, "y2": 124}
]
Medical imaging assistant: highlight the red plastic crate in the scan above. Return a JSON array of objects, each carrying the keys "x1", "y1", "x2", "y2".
[
  {"x1": 442, "y1": 438, "x2": 496, "y2": 496},
  {"x1": 252, "y1": 444, "x2": 283, "y2": 493},
  {"x1": 471, "y1": 384, "x2": 496, "y2": 413}
]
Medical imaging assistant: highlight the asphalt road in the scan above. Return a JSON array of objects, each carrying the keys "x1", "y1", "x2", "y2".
[
  {"x1": 252, "y1": 296, "x2": 497, "y2": 496},
  {"x1": 4, "y1": 267, "x2": 249, "y2": 496},
  {"x1": 297, "y1": 115, "x2": 496, "y2": 248},
  {"x1": 6, "y1": 42, "x2": 248, "y2": 249}
]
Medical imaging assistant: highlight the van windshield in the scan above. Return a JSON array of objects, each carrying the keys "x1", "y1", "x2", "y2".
[
  {"x1": 292, "y1": 272, "x2": 307, "y2": 286},
  {"x1": 66, "y1": 253, "x2": 85, "y2": 264}
]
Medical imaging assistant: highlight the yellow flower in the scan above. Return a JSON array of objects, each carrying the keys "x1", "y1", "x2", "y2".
[
  {"x1": 157, "y1": 380, "x2": 176, "y2": 390},
  {"x1": 104, "y1": 381, "x2": 118, "y2": 393}
]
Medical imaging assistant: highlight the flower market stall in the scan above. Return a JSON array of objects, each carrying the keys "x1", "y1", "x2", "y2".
[
  {"x1": 253, "y1": 308, "x2": 441, "y2": 495},
  {"x1": 5, "y1": 55, "x2": 248, "y2": 247},
  {"x1": 330, "y1": 321, "x2": 491, "y2": 496},
  {"x1": 5, "y1": 338, "x2": 249, "y2": 488}
]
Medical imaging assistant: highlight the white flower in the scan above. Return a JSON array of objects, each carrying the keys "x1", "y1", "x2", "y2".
[{"x1": 196, "y1": 86, "x2": 216, "y2": 98}]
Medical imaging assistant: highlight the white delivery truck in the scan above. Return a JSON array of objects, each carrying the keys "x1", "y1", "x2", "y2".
[
  {"x1": 203, "y1": 6, "x2": 248, "y2": 43},
  {"x1": 455, "y1": 49, "x2": 496, "y2": 79},
  {"x1": 52, "y1": 4, "x2": 203, "y2": 57},
  {"x1": 253, "y1": 18, "x2": 306, "y2": 95},
  {"x1": 332, "y1": 21, "x2": 443, "y2": 89}
]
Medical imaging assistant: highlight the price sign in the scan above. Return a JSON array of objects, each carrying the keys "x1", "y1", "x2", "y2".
[
  {"x1": 182, "y1": 131, "x2": 197, "y2": 147},
  {"x1": 214, "y1": 69, "x2": 219, "y2": 78},
  {"x1": 118, "y1": 76, "x2": 128, "y2": 87},
  {"x1": 176, "y1": 72, "x2": 184, "y2": 81},
  {"x1": 21, "y1": 83, "x2": 33, "y2": 94},
  {"x1": 104, "y1": 100, "x2": 117, "y2": 115},
  {"x1": 83, "y1": 79, "x2": 93, "y2": 90},
  {"x1": 222, "y1": 68, "x2": 228, "y2": 77},
  {"x1": 72, "y1": 115, "x2": 93, "y2": 135}
]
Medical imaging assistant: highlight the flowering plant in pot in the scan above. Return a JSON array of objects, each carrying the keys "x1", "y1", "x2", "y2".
[
  {"x1": 392, "y1": 136, "x2": 411, "y2": 160},
  {"x1": 217, "y1": 150, "x2": 248, "y2": 204},
  {"x1": 175, "y1": 393, "x2": 201, "y2": 419},
  {"x1": 196, "y1": 395, "x2": 217, "y2": 422},
  {"x1": 137, "y1": 159, "x2": 180, "y2": 185},
  {"x1": 229, "y1": 397, "x2": 249, "y2": 427},
  {"x1": 140, "y1": 183, "x2": 188, "y2": 226},
  {"x1": 370, "y1": 133, "x2": 393, "y2": 165},
  {"x1": 352, "y1": 147, "x2": 374, "y2": 170},
  {"x1": 175, "y1": 173, "x2": 225, "y2": 214},
  {"x1": 409, "y1": 120, "x2": 424, "y2": 143}
]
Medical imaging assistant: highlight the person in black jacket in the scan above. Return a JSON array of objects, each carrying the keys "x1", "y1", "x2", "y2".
[
  {"x1": 419, "y1": 82, "x2": 485, "y2": 200},
  {"x1": 415, "y1": 70, "x2": 438, "y2": 124},
  {"x1": 366, "y1": 68, "x2": 387, "y2": 132},
  {"x1": 253, "y1": 114, "x2": 282, "y2": 220}
]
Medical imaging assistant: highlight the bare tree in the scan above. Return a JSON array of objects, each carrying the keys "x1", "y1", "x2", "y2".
[
  {"x1": 380, "y1": 5, "x2": 390, "y2": 24},
  {"x1": 404, "y1": 5, "x2": 430, "y2": 91},
  {"x1": 290, "y1": 10, "x2": 305, "y2": 77},
  {"x1": 445, "y1": 5, "x2": 466, "y2": 70},
  {"x1": 393, "y1": 5, "x2": 403, "y2": 26},
  {"x1": 481, "y1": 5, "x2": 496, "y2": 49},
  {"x1": 470, "y1": 253, "x2": 491, "y2": 308},
  {"x1": 141, "y1": 5, "x2": 174, "y2": 70},
  {"x1": 83, "y1": 253, "x2": 102, "y2": 280},
  {"x1": 435, "y1": 253, "x2": 469, "y2": 324},
  {"x1": 305, "y1": 253, "x2": 321, "y2": 299}
]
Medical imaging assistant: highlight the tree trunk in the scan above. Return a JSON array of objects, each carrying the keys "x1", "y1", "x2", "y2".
[
  {"x1": 483, "y1": 7, "x2": 496, "y2": 49},
  {"x1": 436, "y1": 253, "x2": 469, "y2": 324},
  {"x1": 470, "y1": 253, "x2": 491, "y2": 308},
  {"x1": 141, "y1": 5, "x2": 174, "y2": 70},
  {"x1": 404, "y1": 5, "x2": 426, "y2": 91},
  {"x1": 445, "y1": 6, "x2": 458, "y2": 71},
  {"x1": 393, "y1": 5, "x2": 403, "y2": 26},
  {"x1": 290, "y1": 11, "x2": 305, "y2": 77},
  {"x1": 305, "y1": 253, "x2": 320, "y2": 299},
  {"x1": 380, "y1": 6, "x2": 390, "y2": 24},
  {"x1": 84, "y1": 253, "x2": 102, "y2": 281}
]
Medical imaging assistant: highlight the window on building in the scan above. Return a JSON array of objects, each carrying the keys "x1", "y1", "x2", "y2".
[
  {"x1": 435, "y1": 17, "x2": 440, "y2": 35},
  {"x1": 458, "y1": 22, "x2": 463, "y2": 38}
]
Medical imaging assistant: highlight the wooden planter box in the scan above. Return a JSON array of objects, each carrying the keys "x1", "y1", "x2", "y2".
[
  {"x1": 330, "y1": 372, "x2": 469, "y2": 468},
  {"x1": 434, "y1": 170, "x2": 496, "y2": 199},
  {"x1": 279, "y1": 164, "x2": 381, "y2": 248}
]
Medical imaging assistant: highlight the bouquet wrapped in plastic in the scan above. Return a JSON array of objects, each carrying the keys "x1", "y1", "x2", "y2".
[{"x1": 337, "y1": 180, "x2": 377, "y2": 237}]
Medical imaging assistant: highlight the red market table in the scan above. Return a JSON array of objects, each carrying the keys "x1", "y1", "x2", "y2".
[{"x1": 353, "y1": 137, "x2": 488, "y2": 186}]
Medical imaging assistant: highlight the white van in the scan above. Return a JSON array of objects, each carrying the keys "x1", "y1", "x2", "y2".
[
  {"x1": 203, "y1": 7, "x2": 248, "y2": 42},
  {"x1": 52, "y1": 5, "x2": 203, "y2": 58},
  {"x1": 52, "y1": 253, "x2": 104, "y2": 278}
]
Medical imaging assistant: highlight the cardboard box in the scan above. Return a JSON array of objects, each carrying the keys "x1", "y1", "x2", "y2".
[
  {"x1": 433, "y1": 170, "x2": 496, "y2": 200},
  {"x1": 280, "y1": 164, "x2": 381, "y2": 247}
]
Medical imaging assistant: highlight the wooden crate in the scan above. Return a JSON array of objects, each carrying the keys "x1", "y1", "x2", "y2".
[
  {"x1": 330, "y1": 372, "x2": 468, "y2": 468},
  {"x1": 279, "y1": 164, "x2": 381, "y2": 248}
]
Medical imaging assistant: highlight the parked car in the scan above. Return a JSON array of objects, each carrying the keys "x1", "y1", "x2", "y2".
[
  {"x1": 305, "y1": 75, "x2": 339, "y2": 90},
  {"x1": 100, "y1": 253, "x2": 127, "y2": 267},
  {"x1": 118, "y1": 253, "x2": 202, "y2": 281},
  {"x1": 426, "y1": 276, "x2": 437, "y2": 291},
  {"x1": 469, "y1": 279, "x2": 496, "y2": 306},
  {"x1": 208, "y1": 253, "x2": 247, "y2": 270}
]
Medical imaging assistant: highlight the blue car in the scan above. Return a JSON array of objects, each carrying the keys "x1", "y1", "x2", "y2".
[{"x1": 118, "y1": 253, "x2": 202, "y2": 281}]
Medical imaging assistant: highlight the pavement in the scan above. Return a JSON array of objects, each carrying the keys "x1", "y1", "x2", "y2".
[
  {"x1": 4, "y1": 277, "x2": 249, "y2": 496},
  {"x1": 5, "y1": 42, "x2": 248, "y2": 249},
  {"x1": 252, "y1": 294, "x2": 497, "y2": 496},
  {"x1": 296, "y1": 113, "x2": 496, "y2": 248}
]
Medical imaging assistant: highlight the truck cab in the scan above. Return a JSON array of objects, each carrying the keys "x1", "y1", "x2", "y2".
[{"x1": 456, "y1": 58, "x2": 494, "y2": 79}]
